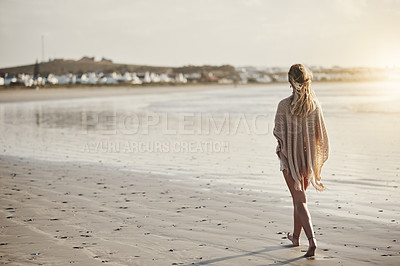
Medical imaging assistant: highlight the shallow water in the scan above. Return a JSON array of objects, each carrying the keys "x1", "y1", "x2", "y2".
[{"x1": 0, "y1": 82, "x2": 399, "y2": 186}]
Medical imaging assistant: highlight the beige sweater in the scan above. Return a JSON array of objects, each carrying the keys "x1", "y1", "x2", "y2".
[{"x1": 273, "y1": 95, "x2": 329, "y2": 191}]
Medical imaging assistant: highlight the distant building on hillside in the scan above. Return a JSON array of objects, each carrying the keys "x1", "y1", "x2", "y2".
[
  {"x1": 79, "y1": 56, "x2": 95, "y2": 62},
  {"x1": 101, "y1": 57, "x2": 113, "y2": 63},
  {"x1": 49, "y1": 58, "x2": 65, "y2": 62}
]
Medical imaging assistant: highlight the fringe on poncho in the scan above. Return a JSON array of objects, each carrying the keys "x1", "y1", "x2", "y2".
[{"x1": 273, "y1": 95, "x2": 329, "y2": 191}]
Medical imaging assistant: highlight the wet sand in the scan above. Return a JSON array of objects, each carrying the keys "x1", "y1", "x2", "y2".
[
  {"x1": 1, "y1": 155, "x2": 399, "y2": 265},
  {"x1": 1, "y1": 83, "x2": 400, "y2": 265}
]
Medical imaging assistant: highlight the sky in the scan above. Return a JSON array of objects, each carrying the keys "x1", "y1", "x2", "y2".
[{"x1": 0, "y1": 0, "x2": 399, "y2": 68}]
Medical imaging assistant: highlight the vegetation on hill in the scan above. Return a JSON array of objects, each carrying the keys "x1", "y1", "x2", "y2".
[{"x1": 0, "y1": 58, "x2": 239, "y2": 79}]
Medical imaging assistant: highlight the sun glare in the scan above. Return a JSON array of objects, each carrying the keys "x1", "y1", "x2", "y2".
[
  {"x1": 376, "y1": 47, "x2": 400, "y2": 68},
  {"x1": 378, "y1": 80, "x2": 400, "y2": 100}
]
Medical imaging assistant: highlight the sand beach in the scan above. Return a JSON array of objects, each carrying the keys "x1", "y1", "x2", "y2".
[{"x1": 1, "y1": 82, "x2": 400, "y2": 265}]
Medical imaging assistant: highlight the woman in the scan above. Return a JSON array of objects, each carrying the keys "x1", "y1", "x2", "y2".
[{"x1": 273, "y1": 64, "x2": 329, "y2": 257}]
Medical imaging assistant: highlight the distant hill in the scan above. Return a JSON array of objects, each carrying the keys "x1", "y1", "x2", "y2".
[{"x1": 0, "y1": 58, "x2": 238, "y2": 79}]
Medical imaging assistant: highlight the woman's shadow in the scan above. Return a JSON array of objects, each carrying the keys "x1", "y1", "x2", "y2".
[{"x1": 190, "y1": 244, "x2": 305, "y2": 265}]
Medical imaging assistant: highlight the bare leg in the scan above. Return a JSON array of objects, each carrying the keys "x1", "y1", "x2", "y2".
[
  {"x1": 288, "y1": 203, "x2": 302, "y2": 246},
  {"x1": 293, "y1": 206, "x2": 302, "y2": 237},
  {"x1": 283, "y1": 170, "x2": 317, "y2": 256},
  {"x1": 295, "y1": 201, "x2": 317, "y2": 257},
  {"x1": 284, "y1": 171, "x2": 301, "y2": 246}
]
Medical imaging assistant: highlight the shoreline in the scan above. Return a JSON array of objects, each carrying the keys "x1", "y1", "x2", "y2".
[
  {"x1": 1, "y1": 80, "x2": 395, "y2": 104},
  {"x1": 0, "y1": 83, "x2": 245, "y2": 104}
]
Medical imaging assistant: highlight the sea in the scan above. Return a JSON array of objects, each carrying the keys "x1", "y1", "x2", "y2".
[{"x1": 0, "y1": 81, "x2": 399, "y2": 188}]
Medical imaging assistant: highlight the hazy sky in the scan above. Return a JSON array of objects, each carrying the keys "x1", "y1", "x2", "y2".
[{"x1": 1, "y1": 0, "x2": 399, "y2": 68}]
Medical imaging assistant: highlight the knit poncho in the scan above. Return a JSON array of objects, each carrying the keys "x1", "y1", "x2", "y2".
[{"x1": 273, "y1": 95, "x2": 329, "y2": 191}]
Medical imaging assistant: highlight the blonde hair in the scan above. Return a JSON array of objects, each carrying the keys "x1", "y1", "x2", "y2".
[{"x1": 288, "y1": 64, "x2": 316, "y2": 117}]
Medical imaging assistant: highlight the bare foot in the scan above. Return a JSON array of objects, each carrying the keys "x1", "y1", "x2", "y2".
[
  {"x1": 304, "y1": 237, "x2": 317, "y2": 257},
  {"x1": 287, "y1": 232, "x2": 299, "y2": 246}
]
